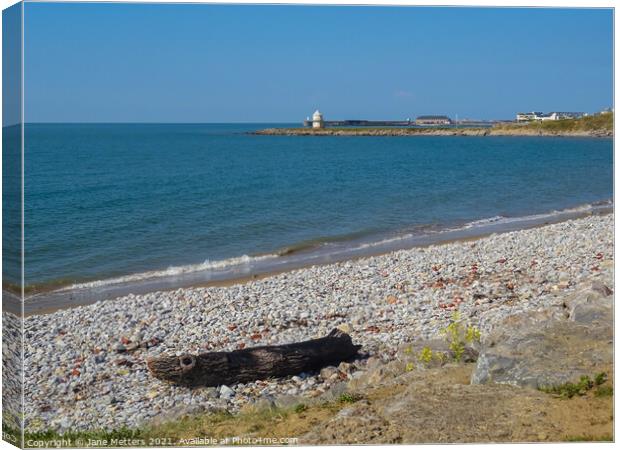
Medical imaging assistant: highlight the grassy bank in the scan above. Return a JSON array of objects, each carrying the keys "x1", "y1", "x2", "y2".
[
  {"x1": 12, "y1": 364, "x2": 613, "y2": 446},
  {"x1": 493, "y1": 112, "x2": 613, "y2": 134},
  {"x1": 9, "y1": 395, "x2": 357, "y2": 447}
]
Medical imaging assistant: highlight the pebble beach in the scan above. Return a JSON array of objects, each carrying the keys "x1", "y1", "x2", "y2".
[{"x1": 17, "y1": 213, "x2": 613, "y2": 433}]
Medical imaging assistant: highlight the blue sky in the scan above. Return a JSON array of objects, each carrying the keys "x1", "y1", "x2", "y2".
[
  {"x1": 23, "y1": 4, "x2": 613, "y2": 122},
  {"x1": 3, "y1": 2, "x2": 21, "y2": 126}
]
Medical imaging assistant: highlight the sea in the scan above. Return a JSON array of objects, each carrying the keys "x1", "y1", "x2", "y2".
[{"x1": 12, "y1": 123, "x2": 614, "y2": 312}]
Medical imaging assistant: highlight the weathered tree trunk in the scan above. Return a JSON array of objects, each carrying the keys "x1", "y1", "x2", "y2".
[{"x1": 147, "y1": 329, "x2": 361, "y2": 387}]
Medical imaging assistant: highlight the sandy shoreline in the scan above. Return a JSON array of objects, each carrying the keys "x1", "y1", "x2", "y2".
[{"x1": 11, "y1": 212, "x2": 613, "y2": 433}]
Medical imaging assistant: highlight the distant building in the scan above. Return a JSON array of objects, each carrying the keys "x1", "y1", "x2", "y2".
[
  {"x1": 547, "y1": 112, "x2": 584, "y2": 121},
  {"x1": 516, "y1": 112, "x2": 544, "y2": 122},
  {"x1": 516, "y1": 111, "x2": 584, "y2": 122},
  {"x1": 415, "y1": 115, "x2": 452, "y2": 125},
  {"x1": 599, "y1": 107, "x2": 613, "y2": 115},
  {"x1": 312, "y1": 110, "x2": 324, "y2": 129}
]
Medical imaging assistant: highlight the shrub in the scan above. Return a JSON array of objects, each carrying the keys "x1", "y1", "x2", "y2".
[
  {"x1": 465, "y1": 325, "x2": 481, "y2": 344},
  {"x1": 293, "y1": 403, "x2": 308, "y2": 413},
  {"x1": 442, "y1": 313, "x2": 465, "y2": 361},
  {"x1": 417, "y1": 347, "x2": 433, "y2": 364},
  {"x1": 539, "y1": 375, "x2": 596, "y2": 398},
  {"x1": 441, "y1": 312, "x2": 481, "y2": 362},
  {"x1": 338, "y1": 393, "x2": 362, "y2": 404},
  {"x1": 433, "y1": 352, "x2": 448, "y2": 364},
  {"x1": 595, "y1": 386, "x2": 613, "y2": 397},
  {"x1": 595, "y1": 372, "x2": 608, "y2": 386}
]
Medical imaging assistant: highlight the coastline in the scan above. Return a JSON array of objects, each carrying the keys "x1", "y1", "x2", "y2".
[
  {"x1": 14, "y1": 201, "x2": 612, "y2": 316},
  {"x1": 252, "y1": 127, "x2": 613, "y2": 137},
  {"x1": 17, "y1": 212, "x2": 613, "y2": 435}
]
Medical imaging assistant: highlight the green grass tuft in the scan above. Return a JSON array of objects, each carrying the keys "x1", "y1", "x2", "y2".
[
  {"x1": 539, "y1": 375, "x2": 595, "y2": 399},
  {"x1": 293, "y1": 404, "x2": 308, "y2": 414},
  {"x1": 337, "y1": 392, "x2": 362, "y2": 404},
  {"x1": 564, "y1": 434, "x2": 613, "y2": 442},
  {"x1": 594, "y1": 372, "x2": 608, "y2": 386},
  {"x1": 595, "y1": 386, "x2": 613, "y2": 398}
]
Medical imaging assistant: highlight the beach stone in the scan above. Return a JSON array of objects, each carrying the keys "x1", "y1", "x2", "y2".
[
  {"x1": 58, "y1": 417, "x2": 72, "y2": 430},
  {"x1": 219, "y1": 385, "x2": 235, "y2": 399},
  {"x1": 319, "y1": 381, "x2": 348, "y2": 402},
  {"x1": 336, "y1": 323, "x2": 352, "y2": 333},
  {"x1": 348, "y1": 363, "x2": 397, "y2": 390},
  {"x1": 320, "y1": 366, "x2": 339, "y2": 380},
  {"x1": 338, "y1": 362, "x2": 353, "y2": 374}
]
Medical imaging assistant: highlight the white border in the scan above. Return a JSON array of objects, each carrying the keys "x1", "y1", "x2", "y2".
[{"x1": 0, "y1": 2, "x2": 616, "y2": 450}]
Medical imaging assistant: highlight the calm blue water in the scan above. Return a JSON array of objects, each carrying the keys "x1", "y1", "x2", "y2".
[{"x1": 23, "y1": 123, "x2": 613, "y2": 291}]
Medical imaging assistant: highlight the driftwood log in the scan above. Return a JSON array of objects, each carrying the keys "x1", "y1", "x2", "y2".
[{"x1": 147, "y1": 329, "x2": 361, "y2": 387}]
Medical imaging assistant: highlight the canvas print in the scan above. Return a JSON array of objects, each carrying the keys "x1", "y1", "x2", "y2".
[{"x1": 2, "y1": 2, "x2": 614, "y2": 447}]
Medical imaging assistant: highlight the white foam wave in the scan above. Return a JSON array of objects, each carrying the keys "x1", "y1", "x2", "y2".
[
  {"x1": 346, "y1": 201, "x2": 612, "y2": 253},
  {"x1": 349, "y1": 233, "x2": 415, "y2": 251},
  {"x1": 60, "y1": 200, "x2": 612, "y2": 293},
  {"x1": 62, "y1": 253, "x2": 279, "y2": 291},
  {"x1": 462, "y1": 215, "x2": 506, "y2": 228},
  {"x1": 320, "y1": 201, "x2": 612, "y2": 255},
  {"x1": 460, "y1": 201, "x2": 609, "y2": 230}
]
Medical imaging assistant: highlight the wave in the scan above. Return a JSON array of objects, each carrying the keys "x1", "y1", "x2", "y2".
[
  {"x1": 459, "y1": 201, "x2": 610, "y2": 230},
  {"x1": 345, "y1": 233, "x2": 415, "y2": 251},
  {"x1": 49, "y1": 199, "x2": 612, "y2": 295},
  {"x1": 346, "y1": 200, "x2": 612, "y2": 253},
  {"x1": 462, "y1": 215, "x2": 506, "y2": 228},
  {"x1": 61, "y1": 253, "x2": 279, "y2": 291}
]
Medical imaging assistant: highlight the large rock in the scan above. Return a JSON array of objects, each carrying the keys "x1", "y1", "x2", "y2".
[
  {"x1": 472, "y1": 283, "x2": 613, "y2": 388},
  {"x1": 564, "y1": 280, "x2": 613, "y2": 324}
]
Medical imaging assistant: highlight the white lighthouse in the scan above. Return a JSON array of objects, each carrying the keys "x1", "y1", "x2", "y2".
[{"x1": 312, "y1": 110, "x2": 324, "y2": 129}]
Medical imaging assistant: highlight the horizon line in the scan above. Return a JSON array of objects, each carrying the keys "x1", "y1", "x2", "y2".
[{"x1": 7, "y1": 117, "x2": 518, "y2": 126}]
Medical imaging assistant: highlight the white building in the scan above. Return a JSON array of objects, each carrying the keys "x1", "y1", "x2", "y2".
[
  {"x1": 516, "y1": 111, "x2": 584, "y2": 122},
  {"x1": 516, "y1": 112, "x2": 544, "y2": 122},
  {"x1": 415, "y1": 115, "x2": 453, "y2": 125},
  {"x1": 312, "y1": 110, "x2": 324, "y2": 128},
  {"x1": 548, "y1": 112, "x2": 584, "y2": 120}
]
